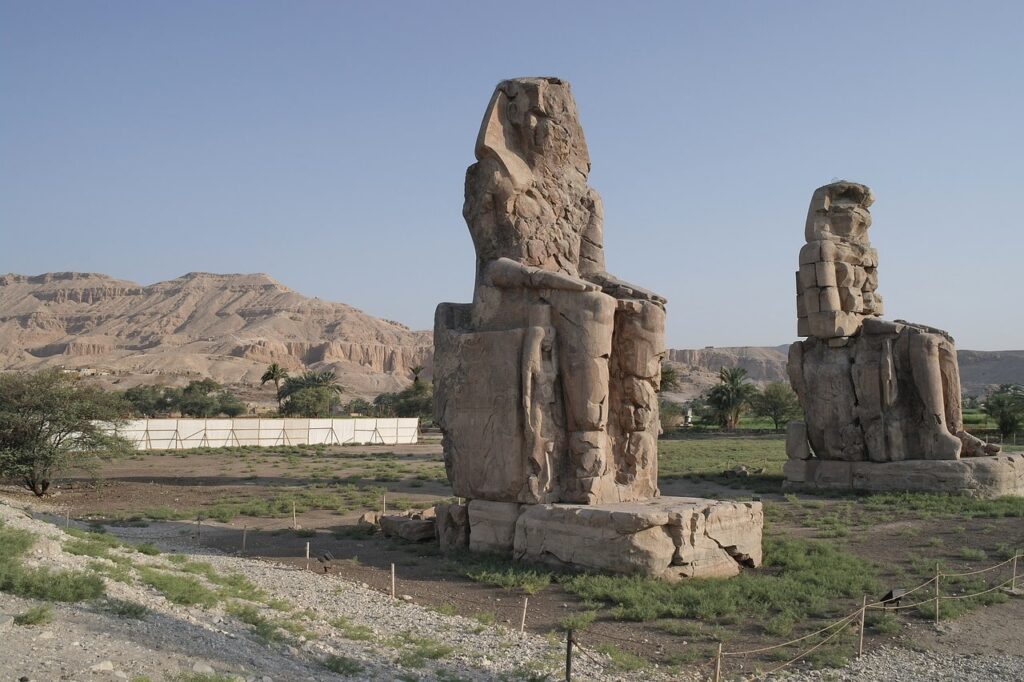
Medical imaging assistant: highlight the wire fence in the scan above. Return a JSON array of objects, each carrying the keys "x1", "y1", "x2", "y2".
[{"x1": 704, "y1": 552, "x2": 1022, "y2": 681}]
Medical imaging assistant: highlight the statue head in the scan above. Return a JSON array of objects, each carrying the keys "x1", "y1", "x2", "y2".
[
  {"x1": 805, "y1": 181, "x2": 875, "y2": 243},
  {"x1": 474, "y1": 77, "x2": 590, "y2": 183}
]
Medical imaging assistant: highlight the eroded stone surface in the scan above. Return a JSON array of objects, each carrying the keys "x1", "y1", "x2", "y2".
[
  {"x1": 512, "y1": 498, "x2": 763, "y2": 580},
  {"x1": 434, "y1": 502, "x2": 470, "y2": 553},
  {"x1": 467, "y1": 499, "x2": 521, "y2": 554},
  {"x1": 435, "y1": 77, "x2": 666, "y2": 506},
  {"x1": 783, "y1": 454, "x2": 1024, "y2": 498},
  {"x1": 787, "y1": 182, "x2": 1003, "y2": 489}
]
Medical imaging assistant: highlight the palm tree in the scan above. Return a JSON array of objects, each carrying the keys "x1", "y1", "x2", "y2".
[
  {"x1": 278, "y1": 370, "x2": 345, "y2": 401},
  {"x1": 659, "y1": 362, "x2": 680, "y2": 393},
  {"x1": 260, "y1": 363, "x2": 289, "y2": 411},
  {"x1": 983, "y1": 384, "x2": 1024, "y2": 440},
  {"x1": 410, "y1": 365, "x2": 426, "y2": 393},
  {"x1": 705, "y1": 367, "x2": 759, "y2": 429}
]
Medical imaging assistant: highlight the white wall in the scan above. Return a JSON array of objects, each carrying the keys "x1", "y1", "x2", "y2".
[{"x1": 114, "y1": 417, "x2": 419, "y2": 450}]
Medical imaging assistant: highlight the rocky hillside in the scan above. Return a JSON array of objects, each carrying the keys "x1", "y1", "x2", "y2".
[
  {"x1": 0, "y1": 272, "x2": 432, "y2": 398},
  {"x1": 664, "y1": 345, "x2": 1024, "y2": 401}
]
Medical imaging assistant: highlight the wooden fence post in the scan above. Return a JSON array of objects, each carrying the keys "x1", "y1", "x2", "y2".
[
  {"x1": 858, "y1": 595, "x2": 867, "y2": 657},
  {"x1": 242, "y1": 526, "x2": 247, "y2": 554},
  {"x1": 305, "y1": 542, "x2": 310, "y2": 571},
  {"x1": 1012, "y1": 554, "x2": 1018, "y2": 592},
  {"x1": 934, "y1": 563, "x2": 941, "y2": 625},
  {"x1": 390, "y1": 563, "x2": 396, "y2": 599},
  {"x1": 714, "y1": 642, "x2": 723, "y2": 682},
  {"x1": 520, "y1": 597, "x2": 529, "y2": 633},
  {"x1": 564, "y1": 629, "x2": 573, "y2": 682}
]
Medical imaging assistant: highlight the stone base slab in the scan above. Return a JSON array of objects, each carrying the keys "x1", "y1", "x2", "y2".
[
  {"x1": 464, "y1": 497, "x2": 763, "y2": 580},
  {"x1": 783, "y1": 454, "x2": 1024, "y2": 497}
]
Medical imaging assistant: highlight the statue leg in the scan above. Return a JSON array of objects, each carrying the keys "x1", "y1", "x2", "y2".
[
  {"x1": 547, "y1": 289, "x2": 616, "y2": 503},
  {"x1": 909, "y1": 332, "x2": 962, "y2": 460}
]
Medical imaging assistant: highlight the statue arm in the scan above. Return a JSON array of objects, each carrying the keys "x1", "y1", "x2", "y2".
[
  {"x1": 585, "y1": 271, "x2": 667, "y2": 305},
  {"x1": 486, "y1": 258, "x2": 599, "y2": 292}
]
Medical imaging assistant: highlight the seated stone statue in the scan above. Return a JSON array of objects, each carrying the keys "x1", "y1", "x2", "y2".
[
  {"x1": 788, "y1": 181, "x2": 998, "y2": 462},
  {"x1": 435, "y1": 77, "x2": 666, "y2": 505}
]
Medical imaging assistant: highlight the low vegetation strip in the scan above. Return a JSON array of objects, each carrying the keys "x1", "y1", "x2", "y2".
[{"x1": 0, "y1": 521, "x2": 105, "y2": 602}]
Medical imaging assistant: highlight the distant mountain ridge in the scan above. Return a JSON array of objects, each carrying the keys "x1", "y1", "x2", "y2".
[
  {"x1": 663, "y1": 344, "x2": 1024, "y2": 401},
  {"x1": 0, "y1": 271, "x2": 432, "y2": 399},
  {"x1": 2, "y1": 271, "x2": 1019, "y2": 405}
]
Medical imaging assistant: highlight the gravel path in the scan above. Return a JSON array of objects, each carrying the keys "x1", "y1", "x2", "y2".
[
  {"x1": 1, "y1": 497, "x2": 687, "y2": 681},
  {"x1": 778, "y1": 646, "x2": 1024, "y2": 681},
  {"x1": 2, "y1": 495, "x2": 1021, "y2": 681}
]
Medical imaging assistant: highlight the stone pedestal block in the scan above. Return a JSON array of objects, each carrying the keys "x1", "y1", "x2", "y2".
[
  {"x1": 783, "y1": 454, "x2": 1024, "y2": 498},
  {"x1": 467, "y1": 500, "x2": 521, "y2": 554},
  {"x1": 464, "y1": 497, "x2": 763, "y2": 580},
  {"x1": 434, "y1": 502, "x2": 469, "y2": 552}
]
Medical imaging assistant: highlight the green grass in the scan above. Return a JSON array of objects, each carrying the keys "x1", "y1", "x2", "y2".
[
  {"x1": 322, "y1": 655, "x2": 364, "y2": 676},
  {"x1": 104, "y1": 598, "x2": 149, "y2": 619},
  {"x1": 0, "y1": 525, "x2": 105, "y2": 602},
  {"x1": 594, "y1": 643, "x2": 649, "y2": 672},
  {"x1": 453, "y1": 552, "x2": 555, "y2": 594},
  {"x1": 138, "y1": 567, "x2": 218, "y2": 607},
  {"x1": 562, "y1": 537, "x2": 879, "y2": 629},
  {"x1": 657, "y1": 435, "x2": 787, "y2": 492},
  {"x1": 960, "y1": 547, "x2": 988, "y2": 561},
  {"x1": 168, "y1": 559, "x2": 266, "y2": 601},
  {"x1": 135, "y1": 543, "x2": 161, "y2": 556},
  {"x1": 330, "y1": 616, "x2": 375, "y2": 640},
  {"x1": 558, "y1": 610, "x2": 597, "y2": 632},
  {"x1": 862, "y1": 492, "x2": 1024, "y2": 519},
  {"x1": 14, "y1": 604, "x2": 53, "y2": 626},
  {"x1": 391, "y1": 631, "x2": 455, "y2": 668},
  {"x1": 88, "y1": 560, "x2": 134, "y2": 584}
]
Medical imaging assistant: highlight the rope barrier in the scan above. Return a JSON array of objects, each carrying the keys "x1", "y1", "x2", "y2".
[
  {"x1": 722, "y1": 609, "x2": 860, "y2": 656},
  {"x1": 938, "y1": 554, "x2": 1020, "y2": 578},
  {"x1": 865, "y1": 595, "x2": 942, "y2": 612},
  {"x1": 939, "y1": 576, "x2": 1015, "y2": 601},
  {"x1": 756, "y1": 617, "x2": 854, "y2": 679}
]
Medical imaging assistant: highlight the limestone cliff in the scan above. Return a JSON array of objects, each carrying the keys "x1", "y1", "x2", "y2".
[{"x1": 0, "y1": 272, "x2": 432, "y2": 399}]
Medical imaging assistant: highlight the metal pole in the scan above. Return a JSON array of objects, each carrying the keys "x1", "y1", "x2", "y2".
[
  {"x1": 390, "y1": 563, "x2": 396, "y2": 599},
  {"x1": 714, "y1": 642, "x2": 722, "y2": 682},
  {"x1": 858, "y1": 595, "x2": 867, "y2": 657},
  {"x1": 520, "y1": 597, "x2": 529, "y2": 633},
  {"x1": 565, "y1": 629, "x2": 573, "y2": 682}
]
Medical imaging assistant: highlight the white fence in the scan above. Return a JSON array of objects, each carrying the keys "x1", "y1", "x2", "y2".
[{"x1": 114, "y1": 418, "x2": 419, "y2": 450}]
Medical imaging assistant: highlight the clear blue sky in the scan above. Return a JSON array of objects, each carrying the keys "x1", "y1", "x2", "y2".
[{"x1": 2, "y1": 2, "x2": 1021, "y2": 350}]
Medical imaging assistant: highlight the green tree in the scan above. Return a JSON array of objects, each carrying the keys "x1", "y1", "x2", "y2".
[
  {"x1": 0, "y1": 370, "x2": 131, "y2": 496},
  {"x1": 983, "y1": 385, "x2": 1024, "y2": 439},
  {"x1": 705, "y1": 367, "x2": 759, "y2": 430},
  {"x1": 658, "y1": 362, "x2": 680, "y2": 393},
  {"x1": 752, "y1": 381, "x2": 802, "y2": 430},
  {"x1": 178, "y1": 379, "x2": 222, "y2": 418},
  {"x1": 344, "y1": 398, "x2": 373, "y2": 415},
  {"x1": 410, "y1": 365, "x2": 425, "y2": 390},
  {"x1": 278, "y1": 370, "x2": 344, "y2": 403},
  {"x1": 280, "y1": 386, "x2": 338, "y2": 417},
  {"x1": 260, "y1": 363, "x2": 289, "y2": 411},
  {"x1": 121, "y1": 384, "x2": 173, "y2": 417},
  {"x1": 658, "y1": 397, "x2": 684, "y2": 431},
  {"x1": 217, "y1": 392, "x2": 247, "y2": 417}
]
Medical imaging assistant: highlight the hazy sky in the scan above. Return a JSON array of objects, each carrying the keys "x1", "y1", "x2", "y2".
[{"x1": 2, "y1": 2, "x2": 1021, "y2": 350}]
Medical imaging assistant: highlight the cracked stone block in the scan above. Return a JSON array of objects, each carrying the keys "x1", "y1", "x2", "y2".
[
  {"x1": 512, "y1": 497, "x2": 763, "y2": 580},
  {"x1": 435, "y1": 502, "x2": 469, "y2": 552},
  {"x1": 468, "y1": 499, "x2": 521, "y2": 554}
]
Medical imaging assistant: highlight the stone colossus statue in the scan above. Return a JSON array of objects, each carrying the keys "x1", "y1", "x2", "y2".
[{"x1": 435, "y1": 77, "x2": 667, "y2": 505}]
